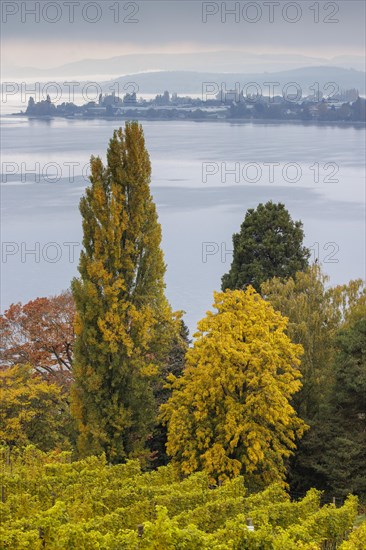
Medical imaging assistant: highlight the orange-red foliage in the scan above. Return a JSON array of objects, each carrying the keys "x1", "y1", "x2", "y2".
[{"x1": 0, "y1": 290, "x2": 75, "y2": 387}]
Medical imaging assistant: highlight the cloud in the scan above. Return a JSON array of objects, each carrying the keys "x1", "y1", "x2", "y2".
[{"x1": 1, "y1": 1, "x2": 365, "y2": 70}]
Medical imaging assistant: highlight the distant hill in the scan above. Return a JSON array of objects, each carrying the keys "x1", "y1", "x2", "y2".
[
  {"x1": 102, "y1": 67, "x2": 366, "y2": 96},
  {"x1": 5, "y1": 51, "x2": 366, "y2": 79}
]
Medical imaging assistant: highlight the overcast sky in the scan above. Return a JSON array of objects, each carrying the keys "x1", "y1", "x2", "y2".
[{"x1": 1, "y1": 0, "x2": 365, "y2": 70}]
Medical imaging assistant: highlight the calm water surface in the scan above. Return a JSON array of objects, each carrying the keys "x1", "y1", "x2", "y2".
[{"x1": 1, "y1": 117, "x2": 365, "y2": 332}]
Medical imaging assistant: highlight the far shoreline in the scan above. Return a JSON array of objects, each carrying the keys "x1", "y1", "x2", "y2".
[{"x1": 7, "y1": 113, "x2": 366, "y2": 128}]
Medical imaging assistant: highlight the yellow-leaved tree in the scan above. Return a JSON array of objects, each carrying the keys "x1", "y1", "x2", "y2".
[
  {"x1": 71, "y1": 124, "x2": 176, "y2": 464},
  {"x1": 161, "y1": 287, "x2": 307, "y2": 488},
  {"x1": 0, "y1": 364, "x2": 73, "y2": 451}
]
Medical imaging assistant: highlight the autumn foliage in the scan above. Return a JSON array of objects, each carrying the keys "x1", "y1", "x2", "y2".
[
  {"x1": 0, "y1": 448, "x2": 360, "y2": 550},
  {"x1": 1, "y1": 126, "x2": 365, "y2": 547},
  {"x1": 0, "y1": 291, "x2": 75, "y2": 387},
  {"x1": 71, "y1": 123, "x2": 176, "y2": 463},
  {"x1": 0, "y1": 365, "x2": 73, "y2": 451},
  {"x1": 161, "y1": 287, "x2": 307, "y2": 487}
]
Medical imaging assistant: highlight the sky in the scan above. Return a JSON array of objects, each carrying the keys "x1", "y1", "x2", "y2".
[{"x1": 1, "y1": 0, "x2": 365, "y2": 73}]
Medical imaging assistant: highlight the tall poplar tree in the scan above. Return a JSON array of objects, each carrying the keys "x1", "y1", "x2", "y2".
[{"x1": 71, "y1": 123, "x2": 174, "y2": 463}]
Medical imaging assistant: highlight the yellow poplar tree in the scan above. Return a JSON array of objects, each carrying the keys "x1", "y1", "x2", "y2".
[
  {"x1": 71, "y1": 123, "x2": 174, "y2": 463},
  {"x1": 161, "y1": 287, "x2": 307, "y2": 487}
]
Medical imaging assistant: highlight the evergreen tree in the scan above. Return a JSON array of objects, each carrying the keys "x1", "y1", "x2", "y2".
[
  {"x1": 222, "y1": 202, "x2": 310, "y2": 292},
  {"x1": 291, "y1": 318, "x2": 366, "y2": 499},
  {"x1": 148, "y1": 320, "x2": 190, "y2": 467},
  {"x1": 161, "y1": 287, "x2": 307, "y2": 487},
  {"x1": 71, "y1": 123, "x2": 174, "y2": 463},
  {"x1": 326, "y1": 318, "x2": 366, "y2": 497}
]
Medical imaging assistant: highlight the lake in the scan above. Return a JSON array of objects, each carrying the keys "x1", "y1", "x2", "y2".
[{"x1": 1, "y1": 116, "x2": 365, "y2": 333}]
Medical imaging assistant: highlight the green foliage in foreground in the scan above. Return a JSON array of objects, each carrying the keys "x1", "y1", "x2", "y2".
[
  {"x1": 0, "y1": 447, "x2": 361, "y2": 549},
  {"x1": 339, "y1": 520, "x2": 366, "y2": 549}
]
